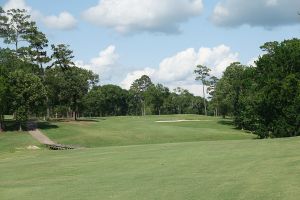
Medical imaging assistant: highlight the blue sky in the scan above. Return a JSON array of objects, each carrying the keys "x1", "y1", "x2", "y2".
[{"x1": 1, "y1": 0, "x2": 300, "y2": 95}]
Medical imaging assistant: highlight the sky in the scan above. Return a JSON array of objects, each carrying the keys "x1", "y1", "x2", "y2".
[{"x1": 1, "y1": 0, "x2": 300, "y2": 95}]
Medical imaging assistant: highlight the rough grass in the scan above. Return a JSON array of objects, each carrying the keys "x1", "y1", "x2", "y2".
[
  {"x1": 39, "y1": 115, "x2": 255, "y2": 147},
  {"x1": 1, "y1": 138, "x2": 300, "y2": 200},
  {"x1": 0, "y1": 132, "x2": 40, "y2": 153}
]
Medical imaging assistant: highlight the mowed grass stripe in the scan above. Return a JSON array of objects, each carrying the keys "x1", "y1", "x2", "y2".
[{"x1": 1, "y1": 138, "x2": 300, "y2": 200}]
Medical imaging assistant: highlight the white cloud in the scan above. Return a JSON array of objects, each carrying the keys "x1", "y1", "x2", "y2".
[
  {"x1": 3, "y1": 0, "x2": 77, "y2": 31},
  {"x1": 167, "y1": 83, "x2": 207, "y2": 96},
  {"x1": 82, "y1": 0, "x2": 203, "y2": 34},
  {"x1": 156, "y1": 45, "x2": 239, "y2": 83},
  {"x1": 247, "y1": 56, "x2": 259, "y2": 67},
  {"x1": 120, "y1": 45, "x2": 239, "y2": 95},
  {"x1": 76, "y1": 45, "x2": 119, "y2": 82},
  {"x1": 120, "y1": 68, "x2": 156, "y2": 89},
  {"x1": 43, "y1": 12, "x2": 77, "y2": 31},
  {"x1": 3, "y1": 0, "x2": 31, "y2": 11},
  {"x1": 266, "y1": 0, "x2": 278, "y2": 7},
  {"x1": 212, "y1": 0, "x2": 300, "y2": 28}
]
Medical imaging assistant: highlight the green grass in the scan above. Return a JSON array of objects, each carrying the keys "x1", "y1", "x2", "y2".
[
  {"x1": 2, "y1": 115, "x2": 298, "y2": 200},
  {"x1": 4, "y1": 115, "x2": 13, "y2": 120},
  {"x1": 39, "y1": 115, "x2": 255, "y2": 147},
  {"x1": 1, "y1": 138, "x2": 300, "y2": 200},
  {"x1": 0, "y1": 132, "x2": 40, "y2": 153}
]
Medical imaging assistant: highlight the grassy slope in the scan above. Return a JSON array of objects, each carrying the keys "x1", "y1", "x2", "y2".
[
  {"x1": 1, "y1": 138, "x2": 300, "y2": 200},
  {"x1": 40, "y1": 115, "x2": 255, "y2": 147},
  {"x1": 0, "y1": 132, "x2": 40, "y2": 153}
]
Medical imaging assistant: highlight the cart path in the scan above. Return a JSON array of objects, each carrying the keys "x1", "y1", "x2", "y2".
[{"x1": 29, "y1": 129, "x2": 55, "y2": 145}]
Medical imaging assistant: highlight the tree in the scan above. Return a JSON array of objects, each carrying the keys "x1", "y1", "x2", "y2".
[
  {"x1": 129, "y1": 75, "x2": 153, "y2": 116},
  {"x1": 213, "y1": 62, "x2": 247, "y2": 120},
  {"x1": 213, "y1": 78, "x2": 232, "y2": 118},
  {"x1": 8, "y1": 70, "x2": 46, "y2": 131},
  {"x1": 253, "y1": 39, "x2": 300, "y2": 138},
  {"x1": 0, "y1": 9, "x2": 36, "y2": 52},
  {"x1": 45, "y1": 67, "x2": 98, "y2": 120},
  {"x1": 207, "y1": 76, "x2": 219, "y2": 116},
  {"x1": 84, "y1": 85, "x2": 129, "y2": 117},
  {"x1": 163, "y1": 92, "x2": 179, "y2": 114},
  {"x1": 173, "y1": 87, "x2": 195, "y2": 114},
  {"x1": 25, "y1": 28, "x2": 50, "y2": 119},
  {"x1": 145, "y1": 84, "x2": 169, "y2": 115},
  {"x1": 0, "y1": 74, "x2": 8, "y2": 132},
  {"x1": 194, "y1": 65, "x2": 211, "y2": 116},
  {"x1": 192, "y1": 96, "x2": 205, "y2": 115},
  {"x1": 0, "y1": 7, "x2": 8, "y2": 40},
  {"x1": 50, "y1": 44, "x2": 75, "y2": 71},
  {"x1": 25, "y1": 27, "x2": 50, "y2": 70}
]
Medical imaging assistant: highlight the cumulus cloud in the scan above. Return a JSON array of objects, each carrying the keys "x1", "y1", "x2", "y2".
[
  {"x1": 3, "y1": 0, "x2": 31, "y2": 11},
  {"x1": 120, "y1": 45, "x2": 239, "y2": 96},
  {"x1": 120, "y1": 68, "x2": 156, "y2": 89},
  {"x1": 3, "y1": 0, "x2": 77, "y2": 31},
  {"x1": 156, "y1": 45, "x2": 239, "y2": 83},
  {"x1": 212, "y1": 0, "x2": 300, "y2": 28},
  {"x1": 76, "y1": 45, "x2": 119, "y2": 82},
  {"x1": 43, "y1": 12, "x2": 77, "y2": 30},
  {"x1": 82, "y1": 0, "x2": 203, "y2": 34}
]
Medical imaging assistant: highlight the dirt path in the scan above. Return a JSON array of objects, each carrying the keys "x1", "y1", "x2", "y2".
[{"x1": 29, "y1": 129, "x2": 55, "y2": 145}]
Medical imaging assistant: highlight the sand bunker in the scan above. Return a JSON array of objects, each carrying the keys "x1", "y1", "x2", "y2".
[
  {"x1": 155, "y1": 120, "x2": 212, "y2": 123},
  {"x1": 26, "y1": 145, "x2": 40, "y2": 150}
]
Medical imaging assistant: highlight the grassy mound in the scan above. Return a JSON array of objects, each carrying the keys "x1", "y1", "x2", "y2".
[
  {"x1": 39, "y1": 115, "x2": 255, "y2": 147},
  {"x1": 0, "y1": 132, "x2": 40, "y2": 153}
]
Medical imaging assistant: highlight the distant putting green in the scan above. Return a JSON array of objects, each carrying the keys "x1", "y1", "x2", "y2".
[
  {"x1": 39, "y1": 115, "x2": 255, "y2": 147},
  {"x1": 1, "y1": 137, "x2": 300, "y2": 200}
]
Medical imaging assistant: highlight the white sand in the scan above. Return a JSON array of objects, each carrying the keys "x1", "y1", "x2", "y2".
[{"x1": 26, "y1": 145, "x2": 40, "y2": 150}]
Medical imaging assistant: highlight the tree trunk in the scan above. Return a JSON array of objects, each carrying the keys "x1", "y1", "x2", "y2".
[
  {"x1": 140, "y1": 99, "x2": 144, "y2": 116},
  {"x1": 73, "y1": 111, "x2": 77, "y2": 121},
  {"x1": 0, "y1": 114, "x2": 3, "y2": 132},
  {"x1": 15, "y1": 40, "x2": 18, "y2": 52},
  {"x1": 202, "y1": 84, "x2": 207, "y2": 116},
  {"x1": 46, "y1": 103, "x2": 50, "y2": 119},
  {"x1": 19, "y1": 122, "x2": 22, "y2": 132}
]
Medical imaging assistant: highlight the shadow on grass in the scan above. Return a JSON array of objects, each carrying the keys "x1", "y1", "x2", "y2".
[
  {"x1": 3, "y1": 120, "x2": 19, "y2": 131},
  {"x1": 218, "y1": 120, "x2": 234, "y2": 126},
  {"x1": 38, "y1": 122, "x2": 59, "y2": 130},
  {"x1": 48, "y1": 118, "x2": 101, "y2": 122},
  {"x1": 77, "y1": 118, "x2": 102, "y2": 122},
  {"x1": 3, "y1": 120, "x2": 43, "y2": 131},
  {"x1": 217, "y1": 120, "x2": 241, "y2": 130}
]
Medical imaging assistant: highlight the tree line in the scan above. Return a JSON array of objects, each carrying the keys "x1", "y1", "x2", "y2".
[
  {"x1": 0, "y1": 8, "x2": 99, "y2": 131},
  {"x1": 0, "y1": 7, "x2": 299, "y2": 139},
  {"x1": 0, "y1": 8, "x2": 207, "y2": 131},
  {"x1": 210, "y1": 39, "x2": 300, "y2": 138},
  {"x1": 84, "y1": 76, "x2": 207, "y2": 118}
]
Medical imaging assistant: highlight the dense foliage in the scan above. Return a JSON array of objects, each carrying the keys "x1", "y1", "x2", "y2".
[
  {"x1": 0, "y1": 7, "x2": 206, "y2": 132},
  {"x1": 212, "y1": 39, "x2": 300, "y2": 138}
]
